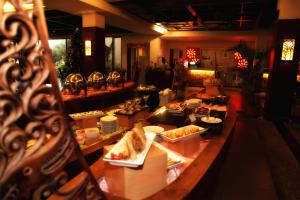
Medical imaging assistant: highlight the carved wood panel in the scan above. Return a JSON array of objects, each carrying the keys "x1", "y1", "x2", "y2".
[{"x1": 0, "y1": 0, "x2": 103, "y2": 199}]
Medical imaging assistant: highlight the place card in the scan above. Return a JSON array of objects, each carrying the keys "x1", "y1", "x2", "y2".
[{"x1": 189, "y1": 114, "x2": 197, "y2": 123}]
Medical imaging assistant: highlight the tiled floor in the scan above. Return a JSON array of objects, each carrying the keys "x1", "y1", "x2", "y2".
[{"x1": 212, "y1": 90, "x2": 278, "y2": 200}]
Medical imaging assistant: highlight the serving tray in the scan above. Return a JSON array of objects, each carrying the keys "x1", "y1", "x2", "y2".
[
  {"x1": 103, "y1": 132, "x2": 156, "y2": 168},
  {"x1": 160, "y1": 125, "x2": 207, "y2": 142}
]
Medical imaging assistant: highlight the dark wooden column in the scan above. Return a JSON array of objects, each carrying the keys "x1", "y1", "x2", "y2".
[
  {"x1": 265, "y1": 19, "x2": 300, "y2": 121},
  {"x1": 82, "y1": 27, "x2": 105, "y2": 76}
]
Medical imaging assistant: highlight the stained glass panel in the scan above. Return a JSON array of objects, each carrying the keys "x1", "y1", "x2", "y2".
[{"x1": 281, "y1": 39, "x2": 295, "y2": 61}]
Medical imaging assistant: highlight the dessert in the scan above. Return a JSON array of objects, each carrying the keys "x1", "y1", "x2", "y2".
[
  {"x1": 163, "y1": 125, "x2": 202, "y2": 140},
  {"x1": 166, "y1": 102, "x2": 186, "y2": 112}
]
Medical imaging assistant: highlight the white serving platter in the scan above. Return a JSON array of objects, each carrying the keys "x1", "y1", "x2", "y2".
[
  {"x1": 69, "y1": 110, "x2": 104, "y2": 120},
  {"x1": 143, "y1": 126, "x2": 165, "y2": 134},
  {"x1": 103, "y1": 132, "x2": 156, "y2": 168},
  {"x1": 200, "y1": 116, "x2": 222, "y2": 124},
  {"x1": 160, "y1": 125, "x2": 207, "y2": 143},
  {"x1": 153, "y1": 142, "x2": 186, "y2": 169}
]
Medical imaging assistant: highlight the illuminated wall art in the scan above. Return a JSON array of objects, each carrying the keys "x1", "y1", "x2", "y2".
[
  {"x1": 281, "y1": 39, "x2": 295, "y2": 61},
  {"x1": 234, "y1": 52, "x2": 248, "y2": 69},
  {"x1": 186, "y1": 48, "x2": 200, "y2": 62},
  {"x1": 85, "y1": 40, "x2": 92, "y2": 56}
]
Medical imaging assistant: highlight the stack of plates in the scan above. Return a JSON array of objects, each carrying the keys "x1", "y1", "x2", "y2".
[{"x1": 100, "y1": 116, "x2": 118, "y2": 134}]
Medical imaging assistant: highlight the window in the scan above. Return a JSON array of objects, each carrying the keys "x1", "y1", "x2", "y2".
[
  {"x1": 48, "y1": 39, "x2": 68, "y2": 68},
  {"x1": 281, "y1": 39, "x2": 295, "y2": 61},
  {"x1": 105, "y1": 37, "x2": 121, "y2": 71}
]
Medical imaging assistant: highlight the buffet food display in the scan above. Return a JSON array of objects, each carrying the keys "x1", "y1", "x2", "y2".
[
  {"x1": 166, "y1": 102, "x2": 186, "y2": 113},
  {"x1": 66, "y1": 86, "x2": 235, "y2": 200},
  {"x1": 116, "y1": 98, "x2": 144, "y2": 115},
  {"x1": 136, "y1": 84, "x2": 157, "y2": 92},
  {"x1": 194, "y1": 107, "x2": 210, "y2": 117},
  {"x1": 160, "y1": 125, "x2": 207, "y2": 142},
  {"x1": 69, "y1": 110, "x2": 104, "y2": 120},
  {"x1": 103, "y1": 125, "x2": 156, "y2": 167},
  {"x1": 200, "y1": 116, "x2": 222, "y2": 124}
]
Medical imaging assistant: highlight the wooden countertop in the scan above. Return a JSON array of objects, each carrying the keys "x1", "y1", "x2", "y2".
[{"x1": 57, "y1": 103, "x2": 236, "y2": 199}]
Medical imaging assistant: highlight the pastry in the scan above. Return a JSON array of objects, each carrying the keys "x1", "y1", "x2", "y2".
[{"x1": 110, "y1": 126, "x2": 147, "y2": 160}]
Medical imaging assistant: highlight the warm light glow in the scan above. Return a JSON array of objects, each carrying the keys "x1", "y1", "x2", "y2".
[
  {"x1": 85, "y1": 40, "x2": 92, "y2": 56},
  {"x1": 192, "y1": 58, "x2": 199, "y2": 62},
  {"x1": 152, "y1": 24, "x2": 168, "y2": 34},
  {"x1": 155, "y1": 106, "x2": 166, "y2": 115},
  {"x1": 186, "y1": 48, "x2": 200, "y2": 63},
  {"x1": 3, "y1": 2, "x2": 35, "y2": 12},
  {"x1": 263, "y1": 73, "x2": 269, "y2": 79},
  {"x1": 262, "y1": 73, "x2": 300, "y2": 82},
  {"x1": 190, "y1": 69, "x2": 215, "y2": 77},
  {"x1": 138, "y1": 48, "x2": 143, "y2": 56},
  {"x1": 234, "y1": 52, "x2": 248, "y2": 69},
  {"x1": 281, "y1": 39, "x2": 295, "y2": 61},
  {"x1": 186, "y1": 48, "x2": 196, "y2": 59}
]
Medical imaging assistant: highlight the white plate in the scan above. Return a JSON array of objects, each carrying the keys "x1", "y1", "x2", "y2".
[
  {"x1": 143, "y1": 126, "x2": 165, "y2": 134},
  {"x1": 103, "y1": 132, "x2": 156, "y2": 168},
  {"x1": 153, "y1": 142, "x2": 186, "y2": 169},
  {"x1": 160, "y1": 125, "x2": 207, "y2": 143},
  {"x1": 69, "y1": 110, "x2": 104, "y2": 120},
  {"x1": 201, "y1": 116, "x2": 222, "y2": 124}
]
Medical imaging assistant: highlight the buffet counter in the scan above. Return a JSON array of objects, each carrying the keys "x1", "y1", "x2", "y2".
[
  {"x1": 61, "y1": 81, "x2": 136, "y2": 114},
  {"x1": 57, "y1": 101, "x2": 237, "y2": 199},
  {"x1": 187, "y1": 68, "x2": 215, "y2": 87}
]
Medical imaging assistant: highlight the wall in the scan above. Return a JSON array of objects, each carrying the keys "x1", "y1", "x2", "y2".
[
  {"x1": 121, "y1": 34, "x2": 164, "y2": 69},
  {"x1": 121, "y1": 30, "x2": 272, "y2": 70},
  {"x1": 278, "y1": 0, "x2": 300, "y2": 19},
  {"x1": 162, "y1": 31, "x2": 272, "y2": 68}
]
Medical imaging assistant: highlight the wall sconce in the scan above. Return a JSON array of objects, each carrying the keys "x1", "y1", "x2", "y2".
[
  {"x1": 85, "y1": 40, "x2": 92, "y2": 56},
  {"x1": 281, "y1": 39, "x2": 295, "y2": 61},
  {"x1": 138, "y1": 48, "x2": 143, "y2": 57}
]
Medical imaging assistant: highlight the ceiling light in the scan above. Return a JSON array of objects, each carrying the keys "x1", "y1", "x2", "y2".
[{"x1": 153, "y1": 24, "x2": 167, "y2": 34}]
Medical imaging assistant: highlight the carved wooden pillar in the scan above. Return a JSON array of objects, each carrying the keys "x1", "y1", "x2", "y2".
[
  {"x1": 0, "y1": 1, "x2": 104, "y2": 199},
  {"x1": 265, "y1": 19, "x2": 300, "y2": 121}
]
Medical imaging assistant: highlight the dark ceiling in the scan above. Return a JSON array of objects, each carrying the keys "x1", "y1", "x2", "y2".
[
  {"x1": 106, "y1": 0, "x2": 278, "y2": 31},
  {"x1": 45, "y1": 10, "x2": 81, "y2": 37},
  {"x1": 45, "y1": 0, "x2": 278, "y2": 37},
  {"x1": 45, "y1": 10, "x2": 131, "y2": 38}
]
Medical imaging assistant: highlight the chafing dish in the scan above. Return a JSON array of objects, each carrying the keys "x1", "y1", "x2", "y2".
[
  {"x1": 106, "y1": 71, "x2": 123, "y2": 87},
  {"x1": 87, "y1": 71, "x2": 107, "y2": 90},
  {"x1": 64, "y1": 73, "x2": 86, "y2": 95}
]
